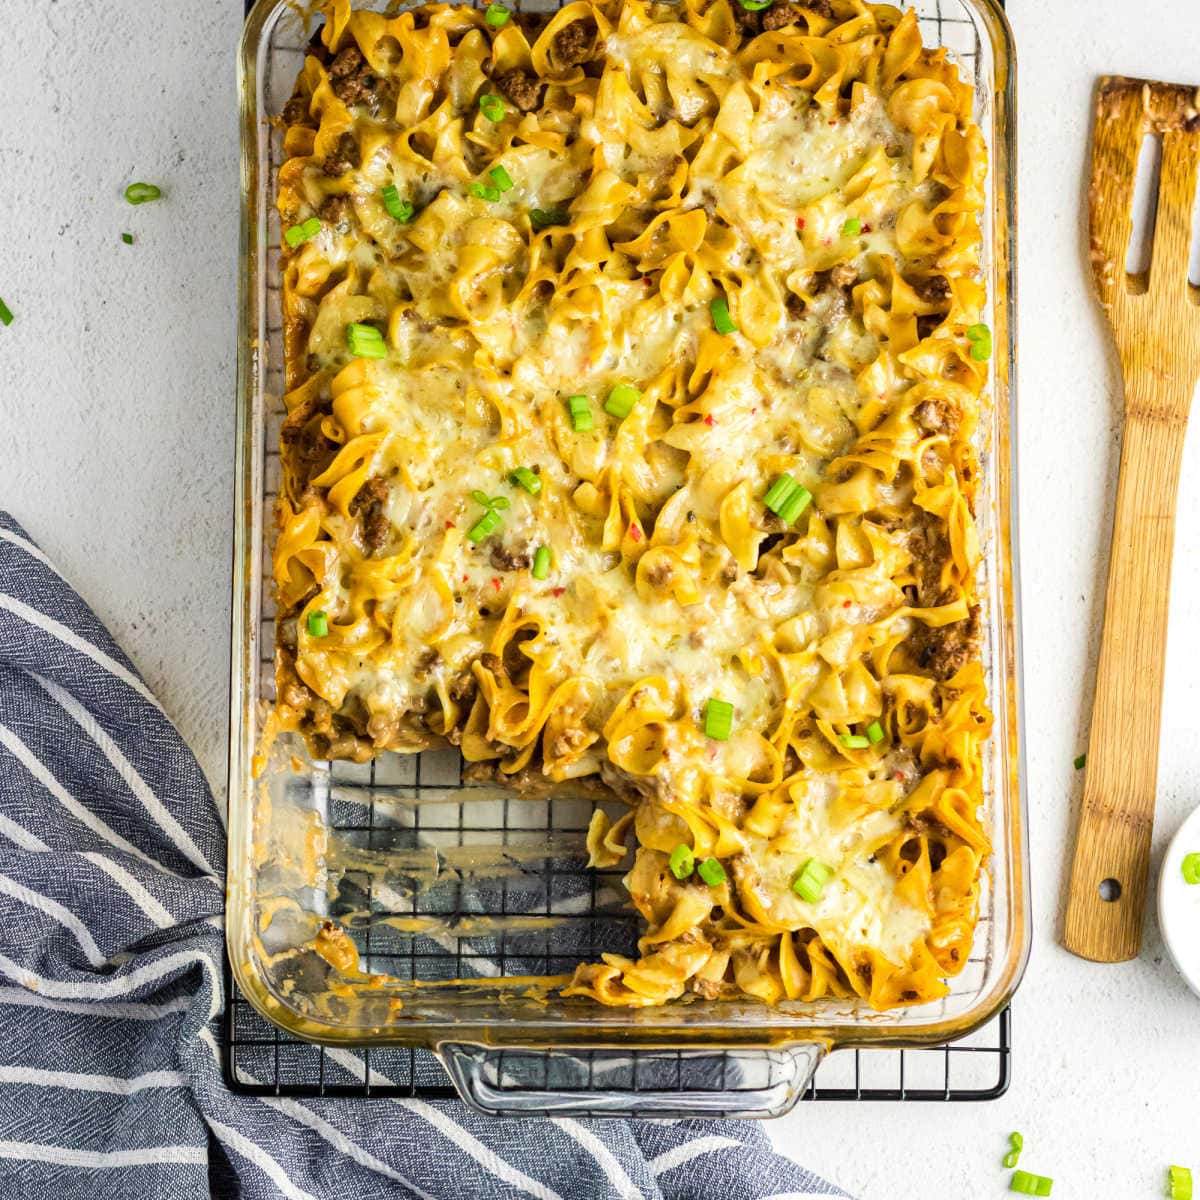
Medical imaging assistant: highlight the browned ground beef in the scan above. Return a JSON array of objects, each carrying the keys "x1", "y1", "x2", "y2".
[
  {"x1": 551, "y1": 18, "x2": 594, "y2": 65},
  {"x1": 328, "y1": 44, "x2": 381, "y2": 107},
  {"x1": 495, "y1": 69, "x2": 545, "y2": 112},
  {"x1": 762, "y1": 2, "x2": 801, "y2": 31},
  {"x1": 448, "y1": 672, "x2": 477, "y2": 703},
  {"x1": 785, "y1": 293, "x2": 806, "y2": 320},
  {"x1": 282, "y1": 94, "x2": 312, "y2": 125},
  {"x1": 805, "y1": 0, "x2": 833, "y2": 16},
  {"x1": 732, "y1": 3, "x2": 762, "y2": 36},
  {"x1": 479, "y1": 652, "x2": 504, "y2": 677},
  {"x1": 913, "y1": 274, "x2": 951, "y2": 303},
  {"x1": 913, "y1": 398, "x2": 961, "y2": 437},
  {"x1": 320, "y1": 194, "x2": 354, "y2": 232},
  {"x1": 350, "y1": 477, "x2": 390, "y2": 555},
  {"x1": 908, "y1": 512, "x2": 952, "y2": 607},
  {"x1": 829, "y1": 262, "x2": 858, "y2": 288},
  {"x1": 488, "y1": 540, "x2": 532, "y2": 571},
  {"x1": 911, "y1": 605, "x2": 980, "y2": 680},
  {"x1": 323, "y1": 132, "x2": 359, "y2": 177}
]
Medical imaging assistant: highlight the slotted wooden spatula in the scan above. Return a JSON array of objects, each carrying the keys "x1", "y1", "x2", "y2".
[{"x1": 1064, "y1": 77, "x2": 1200, "y2": 962}]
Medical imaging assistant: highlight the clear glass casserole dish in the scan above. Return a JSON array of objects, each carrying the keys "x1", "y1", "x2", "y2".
[{"x1": 229, "y1": 0, "x2": 1026, "y2": 1118}]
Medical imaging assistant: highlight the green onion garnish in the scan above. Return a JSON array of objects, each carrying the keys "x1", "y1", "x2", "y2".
[
  {"x1": 777, "y1": 485, "x2": 812, "y2": 524},
  {"x1": 484, "y1": 2, "x2": 510, "y2": 25},
  {"x1": 866, "y1": 720, "x2": 885, "y2": 745},
  {"x1": 710, "y1": 295, "x2": 737, "y2": 335},
  {"x1": 1182, "y1": 853, "x2": 1200, "y2": 885},
  {"x1": 840, "y1": 733, "x2": 870, "y2": 749},
  {"x1": 346, "y1": 322, "x2": 386, "y2": 359},
  {"x1": 605, "y1": 384, "x2": 640, "y2": 420},
  {"x1": 284, "y1": 216, "x2": 322, "y2": 248},
  {"x1": 567, "y1": 394, "x2": 594, "y2": 432},
  {"x1": 738, "y1": 0, "x2": 771, "y2": 10},
  {"x1": 121, "y1": 232, "x2": 134, "y2": 245},
  {"x1": 842, "y1": 217, "x2": 862, "y2": 237},
  {"x1": 668, "y1": 844, "x2": 694, "y2": 880},
  {"x1": 763, "y1": 474, "x2": 813, "y2": 524},
  {"x1": 530, "y1": 208, "x2": 568, "y2": 230},
  {"x1": 381, "y1": 185, "x2": 414, "y2": 223},
  {"x1": 307, "y1": 611, "x2": 329, "y2": 638},
  {"x1": 532, "y1": 545, "x2": 551, "y2": 580},
  {"x1": 124, "y1": 182, "x2": 162, "y2": 205},
  {"x1": 467, "y1": 508, "x2": 502, "y2": 543},
  {"x1": 1009, "y1": 1171, "x2": 1053, "y2": 1196},
  {"x1": 966, "y1": 322, "x2": 992, "y2": 361},
  {"x1": 1168, "y1": 1166, "x2": 1193, "y2": 1200},
  {"x1": 697, "y1": 857, "x2": 726, "y2": 886},
  {"x1": 509, "y1": 466, "x2": 542, "y2": 496},
  {"x1": 792, "y1": 858, "x2": 833, "y2": 903},
  {"x1": 470, "y1": 182, "x2": 501, "y2": 202},
  {"x1": 1074, "y1": 753, "x2": 1086, "y2": 770},
  {"x1": 489, "y1": 165, "x2": 514, "y2": 193},
  {"x1": 1002, "y1": 1132, "x2": 1024, "y2": 1169},
  {"x1": 763, "y1": 475, "x2": 798, "y2": 513},
  {"x1": 479, "y1": 93, "x2": 506, "y2": 122},
  {"x1": 703, "y1": 698, "x2": 734, "y2": 741},
  {"x1": 0, "y1": 297, "x2": 13, "y2": 326}
]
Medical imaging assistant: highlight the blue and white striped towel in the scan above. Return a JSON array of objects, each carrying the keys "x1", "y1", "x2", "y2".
[{"x1": 0, "y1": 511, "x2": 849, "y2": 1200}]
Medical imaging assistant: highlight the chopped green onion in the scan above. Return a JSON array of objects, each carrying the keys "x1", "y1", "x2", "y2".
[
  {"x1": 0, "y1": 297, "x2": 11, "y2": 327},
  {"x1": 697, "y1": 857, "x2": 727, "y2": 886},
  {"x1": 1168, "y1": 1166, "x2": 1193, "y2": 1200},
  {"x1": 121, "y1": 232, "x2": 134, "y2": 245},
  {"x1": 866, "y1": 720, "x2": 885, "y2": 744},
  {"x1": 668, "y1": 844, "x2": 695, "y2": 880},
  {"x1": 1073, "y1": 753, "x2": 1086, "y2": 769},
  {"x1": 703, "y1": 698, "x2": 734, "y2": 741},
  {"x1": 738, "y1": 0, "x2": 771, "y2": 10},
  {"x1": 840, "y1": 733, "x2": 870, "y2": 749},
  {"x1": 776, "y1": 484, "x2": 812, "y2": 525},
  {"x1": 489, "y1": 165, "x2": 514, "y2": 193},
  {"x1": 1009, "y1": 1171, "x2": 1053, "y2": 1196},
  {"x1": 381, "y1": 185, "x2": 414, "y2": 223},
  {"x1": 479, "y1": 93, "x2": 506, "y2": 122},
  {"x1": 842, "y1": 217, "x2": 862, "y2": 237},
  {"x1": 484, "y1": 2, "x2": 510, "y2": 26},
  {"x1": 1182, "y1": 853, "x2": 1200, "y2": 885},
  {"x1": 567, "y1": 394, "x2": 593, "y2": 432},
  {"x1": 470, "y1": 182, "x2": 501, "y2": 202},
  {"x1": 763, "y1": 474, "x2": 800, "y2": 514},
  {"x1": 530, "y1": 208, "x2": 568, "y2": 230},
  {"x1": 605, "y1": 384, "x2": 641, "y2": 420},
  {"x1": 710, "y1": 295, "x2": 737, "y2": 335},
  {"x1": 346, "y1": 322, "x2": 386, "y2": 359},
  {"x1": 284, "y1": 216, "x2": 322, "y2": 248},
  {"x1": 489, "y1": 496, "x2": 510, "y2": 510},
  {"x1": 532, "y1": 545, "x2": 551, "y2": 580},
  {"x1": 966, "y1": 322, "x2": 992, "y2": 361},
  {"x1": 470, "y1": 489, "x2": 491, "y2": 506},
  {"x1": 307, "y1": 611, "x2": 329, "y2": 638},
  {"x1": 124, "y1": 182, "x2": 162, "y2": 205},
  {"x1": 792, "y1": 858, "x2": 833, "y2": 903},
  {"x1": 467, "y1": 508, "x2": 502, "y2": 543},
  {"x1": 509, "y1": 466, "x2": 542, "y2": 496},
  {"x1": 1002, "y1": 1131, "x2": 1024, "y2": 1169}
]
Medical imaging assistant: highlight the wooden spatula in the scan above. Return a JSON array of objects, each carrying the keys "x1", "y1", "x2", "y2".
[{"x1": 1064, "y1": 77, "x2": 1200, "y2": 963}]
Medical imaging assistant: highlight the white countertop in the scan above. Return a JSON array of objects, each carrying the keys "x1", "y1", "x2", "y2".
[{"x1": 3, "y1": 0, "x2": 1199, "y2": 1195}]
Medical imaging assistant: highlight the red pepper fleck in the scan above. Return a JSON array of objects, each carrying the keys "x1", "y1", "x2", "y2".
[
  {"x1": 552, "y1": 586, "x2": 565, "y2": 597},
  {"x1": 492, "y1": 577, "x2": 502, "y2": 592},
  {"x1": 892, "y1": 770, "x2": 905, "y2": 782},
  {"x1": 796, "y1": 217, "x2": 806, "y2": 230},
  {"x1": 843, "y1": 600, "x2": 852, "y2": 608},
  {"x1": 445, "y1": 519, "x2": 455, "y2": 530},
  {"x1": 704, "y1": 414, "x2": 715, "y2": 427},
  {"x1": 628, "y1": 523, "x2": 642, "y2": 542},
  {"x1": 862, "y1": 223, "x2": 872, "y2": 233},
  {"x1": 462, "y1": 574, "x2": 469, "y2": 582},
  {"x1": 828, "y1": 119, "x2": 837, "y2": 126},
  {"x1": 751, "y1": 406, "x2": 758, "y2": 414}
]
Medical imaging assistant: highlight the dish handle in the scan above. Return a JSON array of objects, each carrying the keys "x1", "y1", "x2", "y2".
[{"x1": 437, "y1": 1042, "x2": 827, "y2": 1119}]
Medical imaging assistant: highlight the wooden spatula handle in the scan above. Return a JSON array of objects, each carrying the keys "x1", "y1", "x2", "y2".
[{"x1": 1064, "y1": 390, "x2": 1190, "y2": 962}]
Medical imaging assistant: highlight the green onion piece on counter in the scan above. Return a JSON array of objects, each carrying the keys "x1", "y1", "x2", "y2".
[
  {"x1": 668, "y1": 844, "x2": 695, "y2": 880},
  {"x1": 710, "y1": 295, "x2": 737, "y2": 335},
  {"x1": 776, "y1": 484, "x2": 812, "y2": 525},
  {"x1": 124, "y1": 181, "x2": 162, "y2": 205},
  {"x1": 567, "y1": 394, "x2": 593, "y2": 432},
  {"x1": 467, "y1": 508, "x2": 502, "y2": 544},
  {"x1": 866, "y1": 720, "x2": 885, "y2": 744},
  {"x1": 605, "y1": 384, "x2": 641, "y2": 420},
  {"x1": 346, "y1": 322, "x2": 386, "y2": 359},
  {"x1": 1002, "y1": 1132, "x2": 1024, "y2": 1169},
  {"x1": 1003, "y1": 1149, "x2": 1021, "y2": 1169},
  {"x1": 792, "y1": 858, "x2": 833, "y2": 903},
  {"x1": 1009, "y1": 1170, "x2": 1053, "y2": 1196},
  {"x1": 484, "y1": 2, "x2": 510, "y2": 26},
  {"x1": 1182, "y1": 853, "x2": 1200, "y2": 886},
  {"x1": 509, "y1": 466, "x2": 542, "y2": 496},
  {"x1": 703, "y1": 698, "x2": 734, "y2": 741},
  {"x1": 284, "y1": 217, "x2": 322, "y2": 248},
  {"x1": 1074, "y1": 753, "x2": 1086, "y2": 770},
  {"x1": 489, "y1": 165, "x2": 514, "y2": 193},
  {"x1": 307, "y1": 611, "x2": 329, "y2": 638},
  {"x1": 479, "y1": 93, "x2": 506, "y2": 122},
  {"x1": 840, "y1": 733, "x2": 870, "y2": 749},
  {"x1": 738, "y1": 0, "x2": 772, "y2": 10},
  {"x1": 381, "y1": 185, "x2": 414, "y2": 223},
  {"x1": 966, "y1": 322, "x2": 993, "y2": 361},
  {"x1": 842, "y1": 217, "x2": 862, "y2": 237},
  {"x1": 121, "y1": 232, "x2": 134, "y2": 245},
  {"x1": 530, "y1": 208, "x2": 567, "y2": 230},
  {"x1": 763, "y1": 474, "x2": 799, "y2": 514},
  {"x1": 1168, "y1": 1166, "x2": 1193, "y2": 1200},
  {"x1": 532, "y1": 545, "x2": 551, "y2": 580},
  {"x1": 470, "y1": 182, "x2": 501, "y2": 202},
  {"x1": 0, "y1": 297, "x2": 12, "y2": 327},
  {"x1": 697, "y1": 857, "x2": 727, "y2": 886}
]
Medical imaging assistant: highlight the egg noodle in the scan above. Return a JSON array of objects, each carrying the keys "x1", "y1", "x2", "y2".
[{"x1": 273, "y1": 0, "x2": 991, "y2": 1010}]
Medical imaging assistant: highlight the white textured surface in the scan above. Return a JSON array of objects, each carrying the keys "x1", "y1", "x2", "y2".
[{"x1": 2, "y1": 0, "x2": 1200, "y2": 1195}]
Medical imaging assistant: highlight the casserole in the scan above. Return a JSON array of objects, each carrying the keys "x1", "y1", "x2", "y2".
[{"x1": 231, "y1": 0, "x2": 1025, "y2": 1116}]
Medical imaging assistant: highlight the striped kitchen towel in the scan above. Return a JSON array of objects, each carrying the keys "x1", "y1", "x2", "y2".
[{"x1": 0, "y1": 511, "x2": 849, "y2": 1200}]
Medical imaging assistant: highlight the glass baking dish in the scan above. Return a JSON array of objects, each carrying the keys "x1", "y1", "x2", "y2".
[{"x1": 230, "y1": 0, "x2": 1025, "y2": 1118}]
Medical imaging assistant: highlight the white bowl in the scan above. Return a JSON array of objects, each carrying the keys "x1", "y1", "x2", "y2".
[{"x1": 1158, "y1": 801, "x2": 1200, "y2": 1000}]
